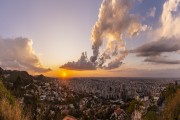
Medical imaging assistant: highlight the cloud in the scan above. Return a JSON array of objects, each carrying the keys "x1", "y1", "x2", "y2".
[
  {"x1": 144, "y1": 56, "x2": 180, "y2": 64},
  {"x1": 0, "y1": 37, "x2": 51, "y2": 73},
  {"x1": 132, "y1": 37, "x2": 180, "y2": 64},
  {"x1": 133, "y1": 0, "x2": 180, "y2": 65},
  {"x1": 61, "y1": 0, "x2": 149, "y2": 71},
  {"x1": 110, "y1": 68, "x2": 180, "y2": 78},
  {"x1": 147, "y1": 7, "x2": 156, "y2": 17},
  {"x1": 61, "y1": 0, "x2": 180, "y2": 71},
  {"x1": 133, "y1": 37, "x2": 180, "y2": 57},
  {"x1": 61, "y1": 0, "x2": 149, "y2": 70},
  {"x1": 90, "y1": 0, "x2": 148, "y2": 69},
  {"x1": 60, "y1": 52, "x2": 96, "y2": 70},
  {"x1": 159, "y1": 0, "x2": 180, "y2": 38}
]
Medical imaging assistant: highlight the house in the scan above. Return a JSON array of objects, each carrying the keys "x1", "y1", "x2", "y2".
[
  {"x1": 131, "y1": 110, "x2": 142, "y2": 120},
  {"x1": 40, "y1": 95, "x2": 46, "y2": 101},
  {"x1": 63, "y1": 115, "x2": 77, "y2": 120}
]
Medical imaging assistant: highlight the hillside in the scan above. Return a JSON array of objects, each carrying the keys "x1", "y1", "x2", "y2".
[
  {"x1": 142, "y1": 83, "x2": 180, "y2": 120},
  {"x1": 160, "y1": 85, "x2": 180, "y2": 120},
  {"x1": 0, "y1": 77, "x2": 28, "y2": 120}
]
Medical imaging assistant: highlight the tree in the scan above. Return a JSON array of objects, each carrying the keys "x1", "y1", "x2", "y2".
[
  {"x1": 14, "y1": 76, "x2": 23, "y2": 89},
  {"x1": 126, "y1": 100, "x2": 143, "y2": 115},
  {"x1": 147, "y1": 105, "x2": 157, "y2": 112},
  {"x1": 143, "y1": 111, "x2": 157, "y2": 120}
]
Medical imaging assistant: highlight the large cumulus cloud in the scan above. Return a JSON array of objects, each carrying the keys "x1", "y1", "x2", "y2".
[
  {"x1": 0, "y1": 37, "x2": 51, "y2": 73},
  {"x1": 90, "y1": 0, "x2": 148, "y2": 68},
  {"x1": 60, "y1": 0, "x2": 148, "y2": 70},
  {"x1": 160, "y1": 0, "x2": 180, "y2": 38}
]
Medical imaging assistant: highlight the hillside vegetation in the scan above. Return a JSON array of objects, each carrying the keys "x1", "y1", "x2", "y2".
[
  {"x1": 141, "y1": 83, "x2": 180, "y2": 120},
  {"x1": 0, "y1": 77, "x2": 28, "y2": 120},
  {"x1": 157, "y1": 83, "x2": 180, "y2": 120}
]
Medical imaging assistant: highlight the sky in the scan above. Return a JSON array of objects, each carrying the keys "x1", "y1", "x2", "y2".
[{"x1": 0, "y1": 0, "x2": 180, "y2": 78}]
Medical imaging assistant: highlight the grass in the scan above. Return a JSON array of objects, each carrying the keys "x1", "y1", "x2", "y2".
[
  {"x1": 0, "y1": 78, "x2": 29, "y2": 120},
  {"x1": 0, "y1": 79, "x2": 15, "y2": 104},
  {"x1": 161, "y1": 89, "x2": 180, "y2": 120}
]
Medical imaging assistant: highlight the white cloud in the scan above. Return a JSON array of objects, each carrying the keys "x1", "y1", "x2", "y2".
[
  {"x1": 159, "y1": 0, "x2": 180, "y2": 37},
  {"x1": 0, "y1": 37, "x2": 51, "y2": 73},
  {"x1": 90, "y1": 0, "x2": 148, "y2": 69}
]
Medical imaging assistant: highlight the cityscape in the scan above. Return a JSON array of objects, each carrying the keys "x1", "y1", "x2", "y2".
[
  {"x1": 0, "y1": 68, "x2": 180, "y2": 120},
  {"x1": 0, "y1": 0, "x2": 180, "y2": 120}
]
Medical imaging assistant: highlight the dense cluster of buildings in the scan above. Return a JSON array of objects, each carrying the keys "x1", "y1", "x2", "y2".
[
  {"x1": 0, "y1": 68, "x2": 179, "y2": 120},
  {"x1": 67, "y1": 78, "x2": 169, "y2": 101}
]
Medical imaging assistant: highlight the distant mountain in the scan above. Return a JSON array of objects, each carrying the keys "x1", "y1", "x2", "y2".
[
  {"x1": 0, "y1": 67, "x2": 3, "y2": 75},
  {"x1": 1, "y1": 69, "x2": 32, "y2": 86},
  {"x1": 0, "y1": 67, "x2": 55, "y2": 86},
  {"x1": 34, "y1": 74, "x2": 55, "y2": 82}
]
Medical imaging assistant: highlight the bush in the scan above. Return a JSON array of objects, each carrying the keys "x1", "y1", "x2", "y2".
[{"x1": 126, "y1": 100, "x2": 143, "y2": 115}]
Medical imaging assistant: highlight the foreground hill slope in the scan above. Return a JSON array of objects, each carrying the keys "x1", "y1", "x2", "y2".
[
  {"x1": 0, "y1": 77, "x2": 28, "y2": 120},
  {"x1": 160, "y1": 85, "x2": 180, "y2": 120}
]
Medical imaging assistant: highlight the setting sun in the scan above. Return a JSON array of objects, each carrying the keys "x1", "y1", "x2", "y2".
[{"x1": 62, "y1": 72, "x2": 67, "y2": 78}]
